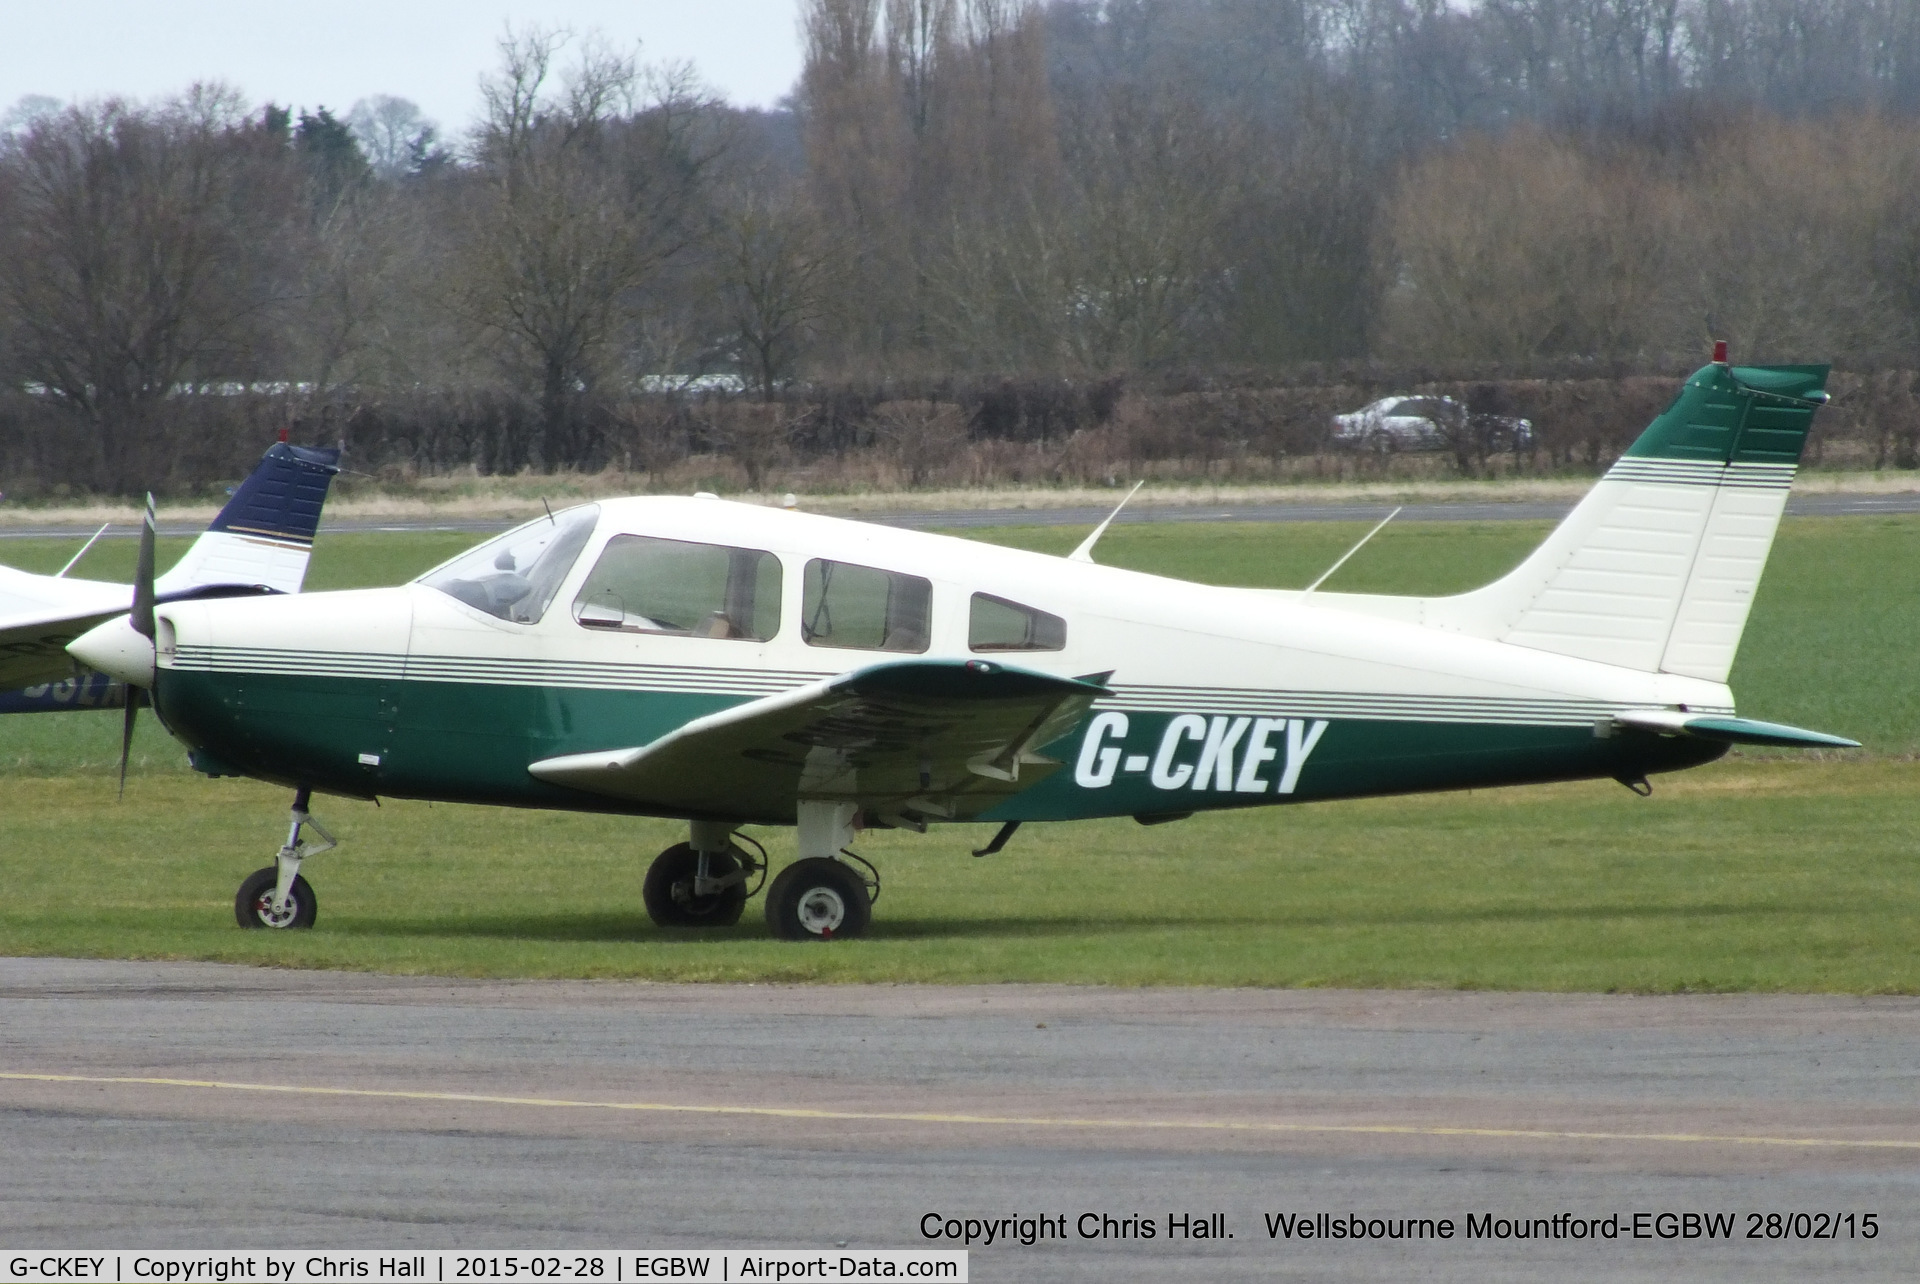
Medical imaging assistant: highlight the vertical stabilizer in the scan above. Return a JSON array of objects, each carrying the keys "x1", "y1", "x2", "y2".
[
  {"x1": 153, "y1": 442, "x2": 343, "y2": 597},
  {"x1": 1427, "y1": 359, "x2": 1829, "y2": 681}
]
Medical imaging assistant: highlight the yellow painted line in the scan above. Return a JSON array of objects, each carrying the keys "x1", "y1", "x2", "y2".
[{"x1": 5, "y1": 1071, "x2": 1919, "y2": 1152}]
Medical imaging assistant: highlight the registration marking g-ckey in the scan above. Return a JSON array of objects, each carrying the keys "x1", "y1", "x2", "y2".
[
  {"x1": 5, "y1": 1071, "x2": 1918, "y2": 1152},
  {"x1": 1073, "y1": 713, "x2": 1330, "y2": 793}
]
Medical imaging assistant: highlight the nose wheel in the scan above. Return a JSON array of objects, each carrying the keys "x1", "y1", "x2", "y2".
[
  {"x1": 235, "y1": 866, "x2": 318, "y2": 929},
  {"x1": 234, "y1": 786, "x2": 333, "y2": 930}
]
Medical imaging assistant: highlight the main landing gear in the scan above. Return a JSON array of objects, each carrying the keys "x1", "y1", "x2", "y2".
[
  {"x1": 765, "y1": 858, "x2": 873, "y2": 941},
  {"x1": 642, "y1": 820, "x2": 762, "y2": 928},
  {"x1": 235, "y1": 786, "x2": 335, "y2": 930},
  {"x1": 642, "y1": 803, "x2": 879, "y2": 941}
]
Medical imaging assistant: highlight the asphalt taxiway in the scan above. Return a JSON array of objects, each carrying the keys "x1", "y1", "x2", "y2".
[{"x1": 3, "y1": 958, "x2": 1917, "y2": 1280}]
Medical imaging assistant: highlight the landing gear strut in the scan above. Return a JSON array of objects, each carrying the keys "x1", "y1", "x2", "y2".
[
  {"x1": 235, "y1": 786, "x2": 334, "y2": 929},
  {"x1": 642, "y1": 807, "x2": 881, "y2": 940},
  {"x1": 642, "y1": 820, "x2": 762, "y2": 928}
]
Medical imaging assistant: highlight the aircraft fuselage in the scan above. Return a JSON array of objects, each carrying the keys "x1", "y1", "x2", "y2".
[{"x1": 146, "y1": 497, "x2": 1730, "y2": 826}]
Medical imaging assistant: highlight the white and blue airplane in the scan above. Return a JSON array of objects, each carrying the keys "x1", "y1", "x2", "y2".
[
  {"x1": 0, "y1": 439, "x2": 340, "y2": 752},
  {"x1": 70, "y1": 353, "x2": 1855, "y2": 939}
]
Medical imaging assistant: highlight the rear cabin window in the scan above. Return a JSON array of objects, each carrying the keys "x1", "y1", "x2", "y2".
[
  {"x1": 802, "y1": 559, "x2": 931, "y2": 652},
  {"x1": 969, "y1": 593, "x2": 1066, "y2": 652},
  {"x1": 573, "y1": 536, "x2": 782, "y2": 640}
]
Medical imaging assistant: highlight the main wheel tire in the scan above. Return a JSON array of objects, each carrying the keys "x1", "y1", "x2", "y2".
[
  {"x1": 765, "y1": 857, "x2": 871, "y2": 941},
  {"x1": 234, "y1": 866, "x2": 318, "y2": 929},
  {"x1": 643, "y1": 843, "x2": 747, "y2": 928}
]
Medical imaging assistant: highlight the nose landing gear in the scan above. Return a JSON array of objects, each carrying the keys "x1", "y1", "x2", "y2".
[{"x1": 234, "y1": 786, "x2": 334, "y2": 930}]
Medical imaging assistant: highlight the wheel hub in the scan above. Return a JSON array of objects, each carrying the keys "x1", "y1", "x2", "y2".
[
  {"x1": 795, "y1": 886, "x2": 847, "y2": 935},
  {"x1": 252, "y1": 892, "x2": 298, "y2": 928}
]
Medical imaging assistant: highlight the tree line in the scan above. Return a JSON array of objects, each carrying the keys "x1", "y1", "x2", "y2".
[{"x1": 2, "y1": 0, "x2": 1918, "y2": 496}]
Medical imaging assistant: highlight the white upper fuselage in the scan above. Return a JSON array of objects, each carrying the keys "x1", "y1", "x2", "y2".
[{"x1": 155, "y1": 495, "x2": 1732, "y2": 725}]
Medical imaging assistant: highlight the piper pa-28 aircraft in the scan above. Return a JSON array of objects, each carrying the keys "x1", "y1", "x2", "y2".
[
  {"x1": 0, "y1": 438, "x2": 341, "y2": 724},
  {"x1": 71, "y1": 351, "x2": 1856, "y2": 940}
]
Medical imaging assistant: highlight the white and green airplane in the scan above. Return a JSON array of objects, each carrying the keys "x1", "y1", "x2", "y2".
[{"x1": 70, "y1": 352, "x2": 1855, "y2": 940}]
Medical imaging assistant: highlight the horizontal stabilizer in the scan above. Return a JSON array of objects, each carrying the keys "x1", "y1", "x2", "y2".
[
  {"x1": 1612, "y1": 709, "x2": 1859, "y2": 748},
  {"x1": 529, "y1": 659, "x2": 1107, "y2": 823}
]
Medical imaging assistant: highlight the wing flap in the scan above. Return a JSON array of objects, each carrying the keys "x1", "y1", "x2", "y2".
[{"x1": 529, "y1": 659, "x2": 1108, "y2": 823}]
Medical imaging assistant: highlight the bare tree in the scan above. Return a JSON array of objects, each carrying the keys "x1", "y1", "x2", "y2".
[
  {"x1": 800, "y1": 0, "x2": 914, "y2": 366},
  {"x1": 347, "y1": 95, "x2": 440, "y2": 181},
  {"x1": 1, "y1": 95, "x2": 62, "y2": 137},
  {"x1": 288, "y1": 181, "x2": 423, "y2": 394},
  {"x1": 706, "y1": 399, "x2": 801, "y2": 490},
  {"x1": 1378, "y1": 126, "x2": 1677, "y2": 361},
  {"x1": 458, "y1": 28, "x2": 720, "y2": 467},
  {"x1": 0, "y1": 87, "x2": 295, "y2": 491},
  {"x1": 711, "y1": 182, "x2": 837, "y2": 397},
  {"x1": 875, "y1": 398, "x2": 967, "y2": 485},
  {"x1": 1050, "y1": 85, "x2": 1227, "y2": 371},
  {"x1": 1675, "y1": 112, "x2": 1917, "y2": 363}
]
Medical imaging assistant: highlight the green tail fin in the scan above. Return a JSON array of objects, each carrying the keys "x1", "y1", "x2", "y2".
[
  {"x1": 1624, "y1": 362, "x2": 1830, "y2": 464},
  {"x1": 1427, "y1": 357, "x2": 1832, "y2": 682}
]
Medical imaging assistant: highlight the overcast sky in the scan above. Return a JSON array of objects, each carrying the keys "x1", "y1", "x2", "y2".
[{"x1": 2, "y1": 0, "x2": 807, "y2": 135}]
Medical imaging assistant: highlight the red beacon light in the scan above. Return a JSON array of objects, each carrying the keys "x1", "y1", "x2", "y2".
[{"x1": 1712, "y1": 340, "x2": 1729, "y2": 365}]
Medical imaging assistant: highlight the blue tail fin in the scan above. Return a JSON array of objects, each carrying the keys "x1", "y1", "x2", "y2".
[
  {"x1": 153, "y1": 442, "x2": 342, "y2": 597},
  {"x1": 207, "y1": 442, "x2": 342, "y2": 545}
]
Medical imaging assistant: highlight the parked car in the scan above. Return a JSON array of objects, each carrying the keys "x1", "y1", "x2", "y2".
[{"x1": 1333, "y1": 395, "x2": 1533, "y2": 453}]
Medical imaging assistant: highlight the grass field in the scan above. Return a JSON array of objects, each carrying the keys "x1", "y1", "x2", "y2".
[{"x1": 0, "y1": 515, "x2": 1914, "y2": 990}]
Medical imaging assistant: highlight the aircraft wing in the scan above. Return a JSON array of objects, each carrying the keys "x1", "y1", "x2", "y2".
[
  {"x1": 0, "y1": 569, "x2": 134, "y2": 690},
  {"x1": 528, "y1": 659, "x2": 1108, "y2": 823}
]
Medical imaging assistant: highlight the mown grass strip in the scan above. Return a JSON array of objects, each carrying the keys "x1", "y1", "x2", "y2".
[
  {"x1": 1, "y1": 760, "x2": 1915, "y2": 990},
  {"x1": 0, "y1": 516, "x2": 1912, "y2": 989}
]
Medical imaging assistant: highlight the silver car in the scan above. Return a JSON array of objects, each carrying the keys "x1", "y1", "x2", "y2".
[{"x1": 1333, "y1": 395, "x2": 1533, "y2": 453}]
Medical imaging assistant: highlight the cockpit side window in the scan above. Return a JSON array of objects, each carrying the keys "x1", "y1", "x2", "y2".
[
  {"x1": 969, "y1": 593, "x2": 1066, "y2": 652},
  {"x1": 802, "y1": 559, "x2": 931, "y2": 653},
  {"x1": 572, "y1": 535, "x2": 782, "y2": 641},
  {"x1": 418, "y1": 505, "x2": 599, "y2": 624}
]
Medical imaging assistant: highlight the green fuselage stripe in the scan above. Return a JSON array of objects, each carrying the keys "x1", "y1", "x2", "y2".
[{"x1": 156, "y1": 669, "x2": 1724, "y2": 823}]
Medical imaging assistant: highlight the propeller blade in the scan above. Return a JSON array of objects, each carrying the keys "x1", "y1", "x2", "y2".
[
  {"x1": 117, "y1": 686, "x2": 141, "y2": 799},
  {"x1": 118, "y1": 494, "x2": 157, "y2": 796},
  {"x1": 131, "y1": 493, "x2": 156, "y2": 640}
]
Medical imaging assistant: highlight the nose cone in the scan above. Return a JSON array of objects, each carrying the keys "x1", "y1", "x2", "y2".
[{"x1": 69, "y1": 615, "x2": 155, "y2": 687}]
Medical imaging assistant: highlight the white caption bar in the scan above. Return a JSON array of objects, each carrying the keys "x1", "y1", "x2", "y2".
[{"x1": 3, "y1": 1253, "x2": 966, "y2": 1284}]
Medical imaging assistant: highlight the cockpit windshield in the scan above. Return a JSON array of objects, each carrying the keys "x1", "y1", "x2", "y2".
[{"x1": 418, "y1": 505, "x2": 600, "y2": 623}]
